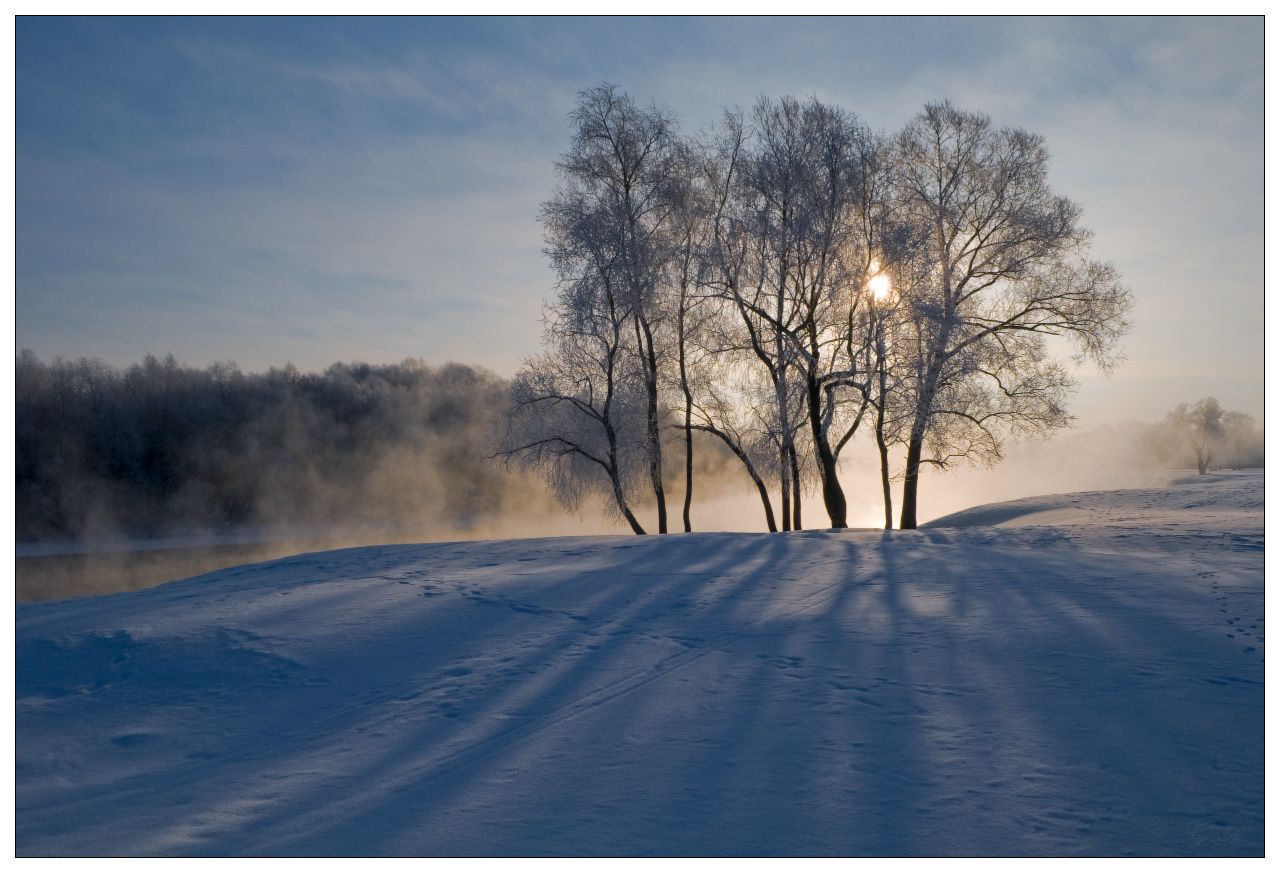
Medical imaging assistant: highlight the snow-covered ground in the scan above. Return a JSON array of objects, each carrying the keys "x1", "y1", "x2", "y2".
[{"x1": 16, "y1": 471, "x2": 1264, "y2": 856}]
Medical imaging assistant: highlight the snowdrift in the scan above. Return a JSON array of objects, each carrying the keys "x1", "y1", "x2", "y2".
[{"x1": 16, "y1": 472, "x2": 1264, "y2": 856}]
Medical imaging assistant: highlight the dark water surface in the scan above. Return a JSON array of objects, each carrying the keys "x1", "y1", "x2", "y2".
[
  {"x1": 14, "y1": 524, "x2": 481, "y2": 602},
  {"x1": 15, "y1": 541, "x2": 327, "y2": 602}
]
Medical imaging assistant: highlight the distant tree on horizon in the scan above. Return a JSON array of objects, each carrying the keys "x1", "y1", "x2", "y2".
[
  {"x1": 1161, "y1": 397, "x2": 1262, "y2": 474},
  {"x1": 1219, "y1": 410, "x2": 1262, "y2": 471},
  {"x1": 1164, "y1": 398, "x2": 1223, "y2": 475}
]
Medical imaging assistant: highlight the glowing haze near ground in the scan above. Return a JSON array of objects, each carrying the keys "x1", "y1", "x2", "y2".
[
  {"x1": 14, "y1": 17, "x2": 1263, "y2": 427},
  {"x1": 16, "y1": 471, "x2": 1263, "y2": 855}
]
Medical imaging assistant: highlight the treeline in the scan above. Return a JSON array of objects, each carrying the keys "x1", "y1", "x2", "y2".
[
  {"x1": 16, "y1": 350, "x2": 512, "y2": 542},
  {"x1": 494, "y1": 85, "x2": 1134, "y2": 532}
]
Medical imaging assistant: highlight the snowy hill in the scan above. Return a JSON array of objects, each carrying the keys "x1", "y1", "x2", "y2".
[{"x1": 16, "y1": 471, "x2": 1264, "y2": 856}]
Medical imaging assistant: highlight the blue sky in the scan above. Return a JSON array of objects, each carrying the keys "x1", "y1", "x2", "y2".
[{"x1": 15, "y1": 16, "x2": 1264, "y2": 425}]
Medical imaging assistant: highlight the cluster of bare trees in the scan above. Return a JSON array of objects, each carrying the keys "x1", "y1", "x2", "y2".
[{"x1": 494, "y1": 85, "x2": 1133, "y2": 532}]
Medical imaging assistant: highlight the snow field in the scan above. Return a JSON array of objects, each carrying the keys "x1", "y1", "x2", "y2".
[{"x1": 16, "y1": 471, "x2": 1264, "y2": 856}]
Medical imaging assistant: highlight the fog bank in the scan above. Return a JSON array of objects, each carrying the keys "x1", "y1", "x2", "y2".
[{"x1": 16, "y1": 350, "x2": 1260, "y2": 602}]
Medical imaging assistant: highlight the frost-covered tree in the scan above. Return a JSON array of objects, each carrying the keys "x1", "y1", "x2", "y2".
[
  {"x1": 661, "y1": 136, "x2": 722, "y2": 532},
  {"x1": 865, "y1": 286, "x2": 913, "y2": 529},
  {"x1": 700, "y1": 98, "x2": 897, "y2": 529},
  {"x1": 1164, "y1": 397, "x2": 1224, "y2": 475},
  {"x1": 1219, "y1": 409, "x2": 1262, "y2": 471},
  {"x1": 492, "y1": 167, "x2": 655, "y2": 534},
  {"x1": 555, "y1": 83, "x2": 684, "y2": 533},
  {"x1": 892, "y1": 101, "x2": 1133, "y2": 529}
]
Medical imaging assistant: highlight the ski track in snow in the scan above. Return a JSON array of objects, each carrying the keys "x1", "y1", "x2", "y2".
[{"x1": 16, "y1": 471, "x2": 1264, "y2": 856}]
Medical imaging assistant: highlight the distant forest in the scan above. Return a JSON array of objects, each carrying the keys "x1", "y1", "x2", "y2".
[{"x1": 16, "y1": 351, "x2": 514, "y2": 542}]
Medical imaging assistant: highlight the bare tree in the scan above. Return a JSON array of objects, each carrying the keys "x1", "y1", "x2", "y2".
[
  {"x1": 701, "y1": 98, "x2": 895, "y2": 529},
  {"x1": 663, "y1": 137, "x2": 720, "y2": 532},
  {"x1": 696, "y1": 109, "x2": 797, "y2": 530},
  {"x1": 557, "y1": 84, "x2": 683, "y2": 533},
  {"x1": 492, "y1": 194, "x2": 651, "y2": 533},
  {"x1": 1219, "y1": 409, "x2": 1261, "y2": 471},
  {"x1": 506, "y1": 158, "x2": 674, "y2": 532},
  {"x1": 1164, "y1": 397, "x2": 1224, "y2": 475},
  {"x1": 892, "y1": 101, "x2": 1133, "y2": 529},
  {"x1": 863, "y1": 286, "x2": 911, "y2": 529}
]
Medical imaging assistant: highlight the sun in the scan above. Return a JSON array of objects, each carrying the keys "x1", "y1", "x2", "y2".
[{"x1": 868, "y1": 273, "x2": 892, "y2": 302}]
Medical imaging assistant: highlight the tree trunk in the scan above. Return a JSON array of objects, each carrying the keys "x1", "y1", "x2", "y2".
[
  {"x1": 789, "y1": 445, "x2": 803, "y2": 531},
  {"x1": 693, "y1": 424, "x2": 777, "y2": 532},
  {"x1": 682, "y1": 397, "x2": 694, "y2": 532},
  {"x1": 756, "y1": 476, "x2": 779, "y2": 533},
  {"x1": 619, "y1": 500, "x2": 647, "y2": 535},
  {"x1": 609, "y1": 470, "x2": 646, "y2": 535},
  {"x1": 875, "y1": 351, "x2": 893, "y2": 530},
  {"x1": 678, "y1": 310, "x2": 694, "y2": 532},
  {"x1": 779, "y1": 464, "x2": 792, "y2": 532},
  {"x1": 806, "y1": 379, "x2": 847, "y2": 529},
  {"x1": 604, "y1": 398, "x2": 645, "y2": 535},
  {"x1": 876, "y1": 418, "x2": 893, "y2": 531},
  {"x1": 636, "y1": 315, "x2": 667, "y2": 533},
  {"x1": 899, "y1": 431, "x2": 924, "y2": 530}
]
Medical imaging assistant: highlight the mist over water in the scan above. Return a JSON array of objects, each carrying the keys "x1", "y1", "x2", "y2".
[
  {"x1": 15, "y1": 491, "x2": 618, "y2": 603},
  {"x1": 639, "y1": 422, "x2": 1203, "y2": 535},
  {"x1": 15, "y1": 350, "x2": 1260, "y2": 602}
]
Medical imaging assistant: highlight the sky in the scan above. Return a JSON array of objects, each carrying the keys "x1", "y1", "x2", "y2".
[{"x1": 14, "y1": 16, "x2": 1265, "y2": 428}]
